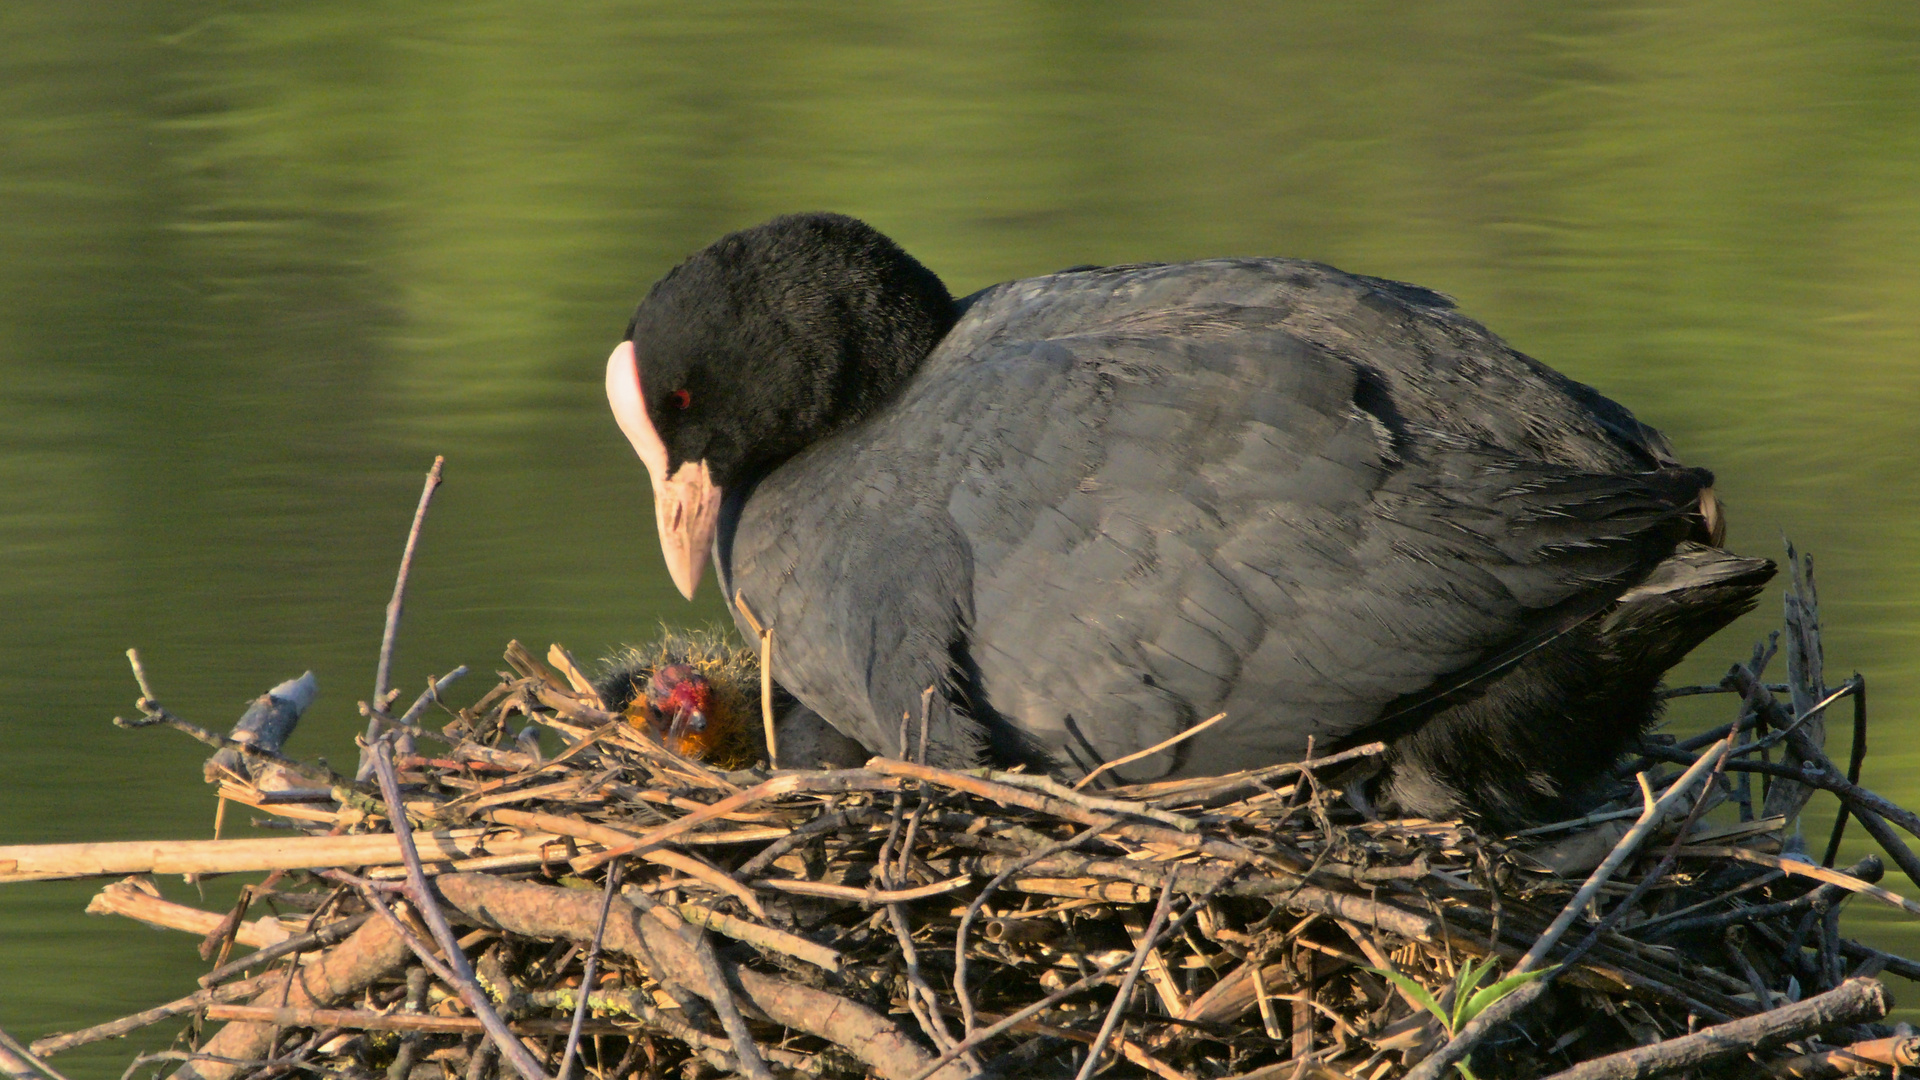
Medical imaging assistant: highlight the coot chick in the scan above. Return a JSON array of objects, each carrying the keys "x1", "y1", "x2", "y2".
[
  {"x1": 598, "y1": 632, "x2": 759, "y2": 766},
  {"x1": 596, "y1": 628, "x2": 866, "y2": 769},
  {"x1": 605, "y1": 213, "x2": 1775, "y2": 825}
]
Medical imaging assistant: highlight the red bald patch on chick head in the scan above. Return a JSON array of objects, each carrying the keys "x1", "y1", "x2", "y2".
[{"x1": 643, "y1": 663, "x2": 720, "y2": 758}]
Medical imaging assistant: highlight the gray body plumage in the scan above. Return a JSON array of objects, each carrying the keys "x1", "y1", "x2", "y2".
[{"x1": 709, "y1": 256, "x2": 1768, "y2": 822}]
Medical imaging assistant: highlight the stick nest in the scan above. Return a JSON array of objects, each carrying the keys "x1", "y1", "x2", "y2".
[{"x1": 22, "y1": 553, "x2": 1920, "y2": 1080}]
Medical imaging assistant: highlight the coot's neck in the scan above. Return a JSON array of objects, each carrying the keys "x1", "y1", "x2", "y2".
[
  {"x1": 710, "y1": 307, "x2": 949, "y2": 504},
  {"x1": 818, "y1": 297, "x2": 961, "y2": 438}
]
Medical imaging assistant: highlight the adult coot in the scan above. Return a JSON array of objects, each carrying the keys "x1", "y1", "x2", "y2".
[{"x1": 605, "y1": 212, "x2": 1774, "y2": 825}]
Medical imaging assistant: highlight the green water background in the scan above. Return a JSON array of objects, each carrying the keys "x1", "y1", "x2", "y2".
[{"x1": 3, "y1": 3, "x2": 1918, "y2": 1073}]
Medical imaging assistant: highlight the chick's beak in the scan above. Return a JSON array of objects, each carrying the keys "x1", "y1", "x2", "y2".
[
  {"x1": 606, "y1": 340, "x2": 721, "y2": 600},
  {"x1": 665, "y1": 707, "x2": 707, "y2": 745}
]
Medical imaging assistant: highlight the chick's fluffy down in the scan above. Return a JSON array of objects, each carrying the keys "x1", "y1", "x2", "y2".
[{"x1": 596, "y1": 626, "x2": 765, "y2": 769}]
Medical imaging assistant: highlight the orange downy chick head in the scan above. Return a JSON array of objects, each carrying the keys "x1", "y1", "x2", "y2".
[
  {"x1": 600, "y1": 627, "x2": 763, "y2": 769},
  {"x1": 644, "y1": 663, "x2": 724, "y2": 759}
]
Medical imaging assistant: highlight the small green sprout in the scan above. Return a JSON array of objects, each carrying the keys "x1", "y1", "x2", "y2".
[{"x1": 1364, "y1": 957, "x2": 1559, "y2": 1079}]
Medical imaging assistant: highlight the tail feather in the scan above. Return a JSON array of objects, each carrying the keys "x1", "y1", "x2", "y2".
[
  {"x1": 1375, "y1": 541, "x2": 1776, "y2": 826},
  {"x1": 1598, "y1": 542, "x2": 1776, "y2": 671}
]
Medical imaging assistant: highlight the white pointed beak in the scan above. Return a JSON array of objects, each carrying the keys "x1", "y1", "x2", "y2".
[{"x1": 606, "y1": 340, "x2": 721, "y2": 600}]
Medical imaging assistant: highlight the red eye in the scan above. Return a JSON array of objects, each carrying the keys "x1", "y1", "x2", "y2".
[{"x1": 670, "y1": 389, "x2": 692, "y2": 410}]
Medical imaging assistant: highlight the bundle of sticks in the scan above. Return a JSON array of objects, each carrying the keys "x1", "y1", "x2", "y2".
[{"x1": 2, "y1": 471, "x2": 1917, "y2": 1080}]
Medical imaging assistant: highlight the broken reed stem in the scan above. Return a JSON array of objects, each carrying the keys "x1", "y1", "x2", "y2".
[
  {"x1": 753, "y1": 873, "x2": 972, "y2": 905},
  {"x1": 374, "y1": 455, "x2": 444, "y2": 708},
  {"x1": 558, "y1": 857, "x2": 621, "y2": 1080},
  {"x1": 571, "y1": 768, "x2": 901, "y2": 872},
  {"x1": 761, "y1": 628, "x2": 776, "y2": 768},
  {"x1": 0, "y1": 1026, "x2": 69, "y2": 1080},
  {"x1": 1633, "y1": 870, "x2": 1790, "y2": 937},
  {"x1": 878, "y1": 772, "x2": 960, "y2": 1060},
  {"x1": 1823, "y1": 674, "x2": 1870, "y2": 868},
  {"x1": 397, "y1": 666, "x2": 469, "y2": 728},
  {"x1": 1073, "y1": 710, "x2": 1227, "y2": 791},
  {"x1": 338, "y1": 881, "x2": 502, "y2": 1068},
  {"x1": 731, "y1": 806, "x2": 874, "y2": 878},
  {"x1": 1111, "y1": 739, "x2": 1388, "y2": 806},
  {"x1": 486, "y1": 806, "x2": 762, "y2": 916},
  {"x1": 1680, "y1": 845, "x2": 1920, "y2": 917},
  {"x1": 979, "y1": 770, "x2": 1202, "y2": 833},
  {"x1": 30, "y1": 973, "x2": 282, "y2": 1057},
  {"x1": 1520, "y1": 740, "x2": 1731, "y2": 974},
  {"x1": 1732, "y1": 678, "x2": 1857, "y2": 759},
  {"x1": 198, "y1": 912, "x2": 373, "y2": 988},
  {"x1": 1635, "y1": 740, "x2": 1918, "y2": 842},
  {"x1": 1073, "y1": 870, "x2": 1178, "y2": 1080},
  {"x1": 889, "y1": 901, "x2": 966, "y2": 1059},
  {"x1": 953, "y1": 817, "x2": 1119, "y2": 1042},
  {"x1": 362, "y1": 455, "x2": 445, "y2": 778},
  {"x1": 916, "y1": 686, "x2": 934, "y2": 766},
  {"x1": 198, "y1": 1005, "x2": 623, "y2": 1037},
  {"x1": 673, "y1": 908, "x2": 775, "y2": 1080},
  {"x1": 906, "y1": 887, "x2": 1219, "y2": 1080},
  {"x1": 1510, "y1": 807, "x2": 1643, "y2": 838},
  {"x1": 1543, "y1": 977, "x2": 1891, "y2": 1080},
  {"x1": 107, "y1": 710, "x2": 304, "y2": 769},
  {"x1": 732, "y1": 590, "x2": 778, "y2": 768},
  {"x1": 866, "y1": 760, "x2": 1226, "y2": 848},
  {"x1": 1562, "y1": 732, "x2": 1735, "y2": 968},
  {"x1": 124, "y1": 648, "x2": 158, "y2": 704},
  {"x1": 1724, "y1": 664, "x2": 1920, "y2": 889},
  {"x1": 0, "y1": 828, "x2": 568, "y2": 882},
  {"x1": 674, "y1": 899, "x2": 840, "y2": 971},
  {"x1": 367, "y1": 736, "x2": 552, "y2": 1080},
  {"x1": 1409, "y1": 740, "x2": 1733, "y2": 1080}
]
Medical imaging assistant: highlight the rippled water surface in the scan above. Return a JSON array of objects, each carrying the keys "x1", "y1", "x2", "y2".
[{"x1": 4, "y1": 4, "x2": 1919, "y2": 1071}]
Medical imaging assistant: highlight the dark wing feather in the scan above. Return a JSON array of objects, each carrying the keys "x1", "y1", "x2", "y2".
[{"x1": 724, "y1": 259, "x2": 1703, "y2": 781}]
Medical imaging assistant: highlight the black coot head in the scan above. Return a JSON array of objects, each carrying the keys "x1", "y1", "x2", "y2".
[{"x1": 606, "y1": 213, "x2": 955, "y2": 598}]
